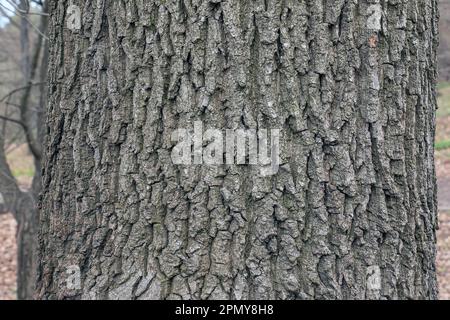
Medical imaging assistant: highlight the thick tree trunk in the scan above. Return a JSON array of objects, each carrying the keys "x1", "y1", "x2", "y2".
[{"x1": 37, "y1": 0, "x2": 439, "y2": 300}]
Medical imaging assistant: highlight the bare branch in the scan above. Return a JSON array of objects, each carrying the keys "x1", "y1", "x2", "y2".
[
  {"x1": 0, "y1": 114, "x2": 26, "y2": 128},
  {"x1": 0, "y1": 1, "x2": 48, "y2": 39},
  {"x1": 0, "y1": 6, "x2": 20, "y2": 29},
  {"x1": 0, "y1": 82, "x2": 43, "y2": 103}
]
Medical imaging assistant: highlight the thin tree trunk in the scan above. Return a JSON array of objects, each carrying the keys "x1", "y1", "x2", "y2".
[
  {"x1": 16, "y1": 193, "x2": 38, "y2": 300},
  {"x1": 0, "y1": 130, "x2": 38, "y2": 299},
  {"x1": 0, "y1": 0, "x2": 48, "y2": 300},
  {"x1": 37, "y1": 0, "x2": 439, "y2": 300}
]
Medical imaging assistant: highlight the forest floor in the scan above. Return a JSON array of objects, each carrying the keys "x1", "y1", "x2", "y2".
[
  {"x1": 0, "y1": 213, "x2": 16, "y2": 300},
  {"x1": 1, "y1": 83, "x2": 450, "y2": 300},
  {"x1": 0, "y1": 144, "x2": 33, "y2": 300},
  {"x1": 436, "y1": 82, "x2": 450, "y2": 300},
  {"x1": 438, "y1": 210, "x2": 450, "y2": 299}
]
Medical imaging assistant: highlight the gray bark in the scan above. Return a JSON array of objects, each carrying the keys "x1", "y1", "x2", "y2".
[{"x1": 37, "y1": 0, "x2": 439, "y2": 300}]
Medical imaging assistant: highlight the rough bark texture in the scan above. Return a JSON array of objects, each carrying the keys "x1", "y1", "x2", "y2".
[{"x1": 37, "y1": 0, "x2": 439, "y2": 300}]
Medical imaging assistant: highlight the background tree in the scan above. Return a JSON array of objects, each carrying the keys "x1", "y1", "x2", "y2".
[
  {"x1": 0, "y1": 0, "x2": 48, "y2": 300},
  {"x1": 37, "y1": 0, "x2": 439, "y2": 299}
]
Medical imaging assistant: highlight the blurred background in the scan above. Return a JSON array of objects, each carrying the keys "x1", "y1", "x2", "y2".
[{"x1": 0, "y1": 0, "x2": 449, "y2": 299}]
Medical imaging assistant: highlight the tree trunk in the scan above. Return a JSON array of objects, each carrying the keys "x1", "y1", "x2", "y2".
[
  {"x1": 0, "y1": 1, "x2": 48, "y2": 300},
  {"x1": 0, "y1": 135, "x2": 38, "y2": 300},
  {"x1": 37, "y1": 0, "x2": 439, "y2": 300},
  {"x1": 16, "y1": 193, "x2": 39, "y2": 300}
]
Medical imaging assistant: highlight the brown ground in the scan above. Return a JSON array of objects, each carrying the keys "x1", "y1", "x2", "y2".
[
  {"x1": 0, "y1": 144, "x2": 32, "y2": 300},
  {"x1": 0, "y1": 213, "x2": 17, "y2": 300}
]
